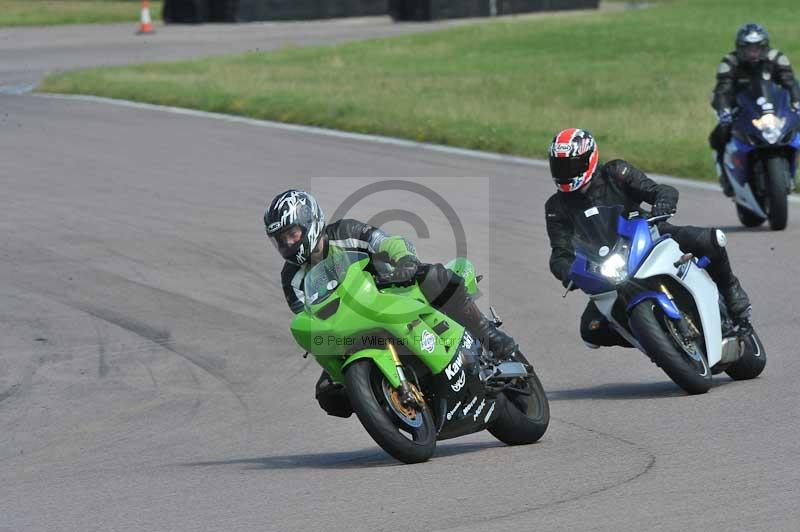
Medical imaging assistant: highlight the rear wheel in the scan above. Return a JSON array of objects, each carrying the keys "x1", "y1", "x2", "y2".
[
  {"x1": 488, "y1": 352, "x2": 550, "y2": 445},
  {"x1": 629, "y1": 303, "x2": 712, "y2": 395},
  {"x1": 345, "y1": 359, "x2": 436, "y2": 464},
  {"x1": 765, "y1": 156, "x2": 789, "y2": 230},
  {"x1": 725, "y1": 329, "x2": 767, "y2": 380},
  {"x1": 736, "y1": 204, "x2": 765, "y2": 227}
]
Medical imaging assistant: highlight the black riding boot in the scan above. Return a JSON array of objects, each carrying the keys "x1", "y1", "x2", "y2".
[
  {"x1": 453, "y1": 299, "x2": 517, "y2": 360},
  {"x1": 707, "y1": 251, "x2": 752, "y2": 326}
]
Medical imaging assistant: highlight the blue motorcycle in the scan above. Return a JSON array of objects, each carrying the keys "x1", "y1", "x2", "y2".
[
  {"x1": 719, "y1": 79, "x2": 800, "y2": 230},
  {"x1": 567, "y1": 205, "x2": 766, "y2": 394}
]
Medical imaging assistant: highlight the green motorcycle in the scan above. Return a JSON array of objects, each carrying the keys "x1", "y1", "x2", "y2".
[{"x1": 291, "y1": 251, "x2": 549, "y2": 464}]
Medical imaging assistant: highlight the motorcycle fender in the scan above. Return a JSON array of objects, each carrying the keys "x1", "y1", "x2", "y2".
[
  {"x1": 634, "y1": 240, "x2": 723, "y2": 367},
  {"x1": 626, "y1": 292, "x2": 680, "y2": 319},
  {"x1": 342, "y1": 348, "x2": 401, "y2": 388}
]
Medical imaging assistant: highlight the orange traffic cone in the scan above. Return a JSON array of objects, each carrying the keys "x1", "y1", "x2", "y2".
[{"x1": 137, "y1": 0, "x2": 154, "y2": 35}]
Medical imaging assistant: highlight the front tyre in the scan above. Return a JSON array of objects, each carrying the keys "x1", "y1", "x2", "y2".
[
  {"x1": 488, "y1": 352, "x2": 550, "y2": 445},
  {"x1": 725, "y1": 329, "x2": 767, "y2": 380},
  {"x1": 629, "y1": 303, "x2": 712, "y2": 395},
  {"x1": 765, "y1": 156, "x2": 789, "y2": 230},
  {"x1": 344, "y1": 359, "x2": 436, "y2": 464}
]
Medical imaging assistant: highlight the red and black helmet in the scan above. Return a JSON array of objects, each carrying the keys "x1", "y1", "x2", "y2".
[{"x1": 548, "y1": 128, "x2": 599, "y2": 192}]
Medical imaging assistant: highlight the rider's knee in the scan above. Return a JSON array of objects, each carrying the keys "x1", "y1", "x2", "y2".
[
  {"x1": 419, "y1": 263, "x2": 466, "y2": 310},
  {"x1": 694, "y1": 227, "x2": 727, "y2": 260}
]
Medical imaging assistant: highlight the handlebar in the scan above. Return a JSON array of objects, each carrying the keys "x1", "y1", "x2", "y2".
[{"x1": 646, "y1": 213, "x2": 674, "y2": 224}]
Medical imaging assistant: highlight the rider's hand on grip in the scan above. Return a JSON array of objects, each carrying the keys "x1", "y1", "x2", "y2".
[
  {"x1": 376, "y1": 255, "x2": 420, "y2": 288},
  {"x1": 651, "y1": 199, "x2": 677, "y2": 218}
]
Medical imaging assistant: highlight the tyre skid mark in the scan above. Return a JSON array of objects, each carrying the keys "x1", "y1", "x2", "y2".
[
  {"x1": 431, "y1": 415, "x2": 656, "y2": 532},
  {"x1": 67, "y1": 302, "x2": 253, "y2": 440}
]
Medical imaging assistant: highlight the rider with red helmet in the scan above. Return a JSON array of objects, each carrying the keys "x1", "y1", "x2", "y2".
[{"x1": 545, "y1": 129, "x2": 752, "y2": 347}]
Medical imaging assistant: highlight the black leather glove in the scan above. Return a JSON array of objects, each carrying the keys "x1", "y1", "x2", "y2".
[
  {"x1": 378, "y1": 255, "x2": 421, "y2": 287},
  {"x1": 651, "y1": 199, "x2": 677, "y2": 217}
]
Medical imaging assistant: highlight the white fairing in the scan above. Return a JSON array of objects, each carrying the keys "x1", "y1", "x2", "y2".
[
  {"x1": 634, "y1": 239, "x2": 723, "y2": 366},
  {"x1": 590, "y1": 290, "x2": 641, "y2": 349},
  {"x1": 724, "y1": 141, "x2": 768, "y2": 218}
]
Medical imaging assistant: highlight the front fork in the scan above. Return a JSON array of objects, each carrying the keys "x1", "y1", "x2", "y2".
[{"x1": 387, "y1": 343, "x2": 425, "y2": 408}]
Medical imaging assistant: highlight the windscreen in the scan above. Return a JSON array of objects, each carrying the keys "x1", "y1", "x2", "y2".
[
  {"x1": 303, "y1": 251, "x2": 368, "y2": 308},
  {"x1": 572, "y1": 205, "x2": 625, "y2": 258}
]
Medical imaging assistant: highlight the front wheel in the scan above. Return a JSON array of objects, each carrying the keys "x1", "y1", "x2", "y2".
[
  {"x1": 725, "y1": 329, "x2": 767, "y2": 380},
  {"x1": 765, "y1": 156, "x2": 789, "y2": 230},
  {"x1": 488, "y1": 352, "x2": 550, "y2": 445},
  {"x1": 345, "y1": 359, "x2": 436, "y2": 464},
  {"x1": 629, "y1": 303, "x2": 712, "y2": 395}
]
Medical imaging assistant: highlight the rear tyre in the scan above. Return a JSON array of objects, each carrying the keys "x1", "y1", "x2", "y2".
[
  {"x1": 725, "y1": 329, "x2": 767, "y2": 380},
  {"x1": 736, "y1": 204, "x2": 765, "y2": 228},
  {"x1": 765, "y1": 156, "x2": 789, "y2": 230},
  {"x1": 629, "y1": 303, "x2": 712, "y2": 395},
  {"x1": 345, "y1": 359, "x2": 436, "y2": 464},
  {"x1": 488, "y1": 352, "x2": 550, "y2": 445}
]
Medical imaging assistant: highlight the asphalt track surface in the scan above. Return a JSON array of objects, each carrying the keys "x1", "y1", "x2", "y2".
[{"x1": 1, "y1": 17, "x2": 799, "y2": 532}]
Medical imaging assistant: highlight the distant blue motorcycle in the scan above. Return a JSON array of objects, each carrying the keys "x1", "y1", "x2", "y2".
[{"x1": 719, "y1": 79, "x2": 800, "y2": 230}]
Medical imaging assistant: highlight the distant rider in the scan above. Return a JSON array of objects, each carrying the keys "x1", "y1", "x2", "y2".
[
  {"x1": 544, "y1": 128, "x2": 753, "y2": 349},
  {"x1": 709, "y1": 23, "x2": 800, "y2": 196},
  {"x1": 265, "y1": 189, "x2": 516, "y2": 416}
]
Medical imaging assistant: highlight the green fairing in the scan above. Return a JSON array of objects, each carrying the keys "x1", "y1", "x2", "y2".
[
  {"x1": 444, "y1": 257, "x2": 478, "y2": 296},
  {"x1": 290, "y1": 253, "x2": 473, "y2": 386}
]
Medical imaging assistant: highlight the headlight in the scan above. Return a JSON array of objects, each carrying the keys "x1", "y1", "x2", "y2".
[
  {"x1": 600, "y1": 253, "x2": 628, "y2": 282},
  {"x1": 752, "y1": 114, "x2": 786, "y2": 145}
]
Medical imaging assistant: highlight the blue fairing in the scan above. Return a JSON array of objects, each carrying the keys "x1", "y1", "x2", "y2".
[
  {"x1": 727, "y1": 137, "x2": 755, "y2": 186},
  {"x1": 627, "y1": 291, "x2": 681, "y2": 320},
  {"x1": 617, "y1": 216, "x2": 652, "y2": 274},
  {"x1": 570, "y1": 253, "x2": 615, "y2": 295},
  {"x1": 728, "y1": 82, "x2": 800, "y2": 185},
  {"x1": 792, "y1": 133, "x2": 800, "y2": 176}
]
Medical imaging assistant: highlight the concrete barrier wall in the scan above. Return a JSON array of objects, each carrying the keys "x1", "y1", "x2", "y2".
[{"x1": 163, "y1": 0, "x2": 598, "y2": 23}]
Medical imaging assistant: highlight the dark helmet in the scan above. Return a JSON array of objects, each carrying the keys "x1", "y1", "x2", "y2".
[
  {"x1": 735, "y1": 23, "x2": 769, "y2": 65},
  {"x1": 264, "y1": 189, "x2": 325, "y2": 266},
  {"x1": 548, "y1": 128, "x2": 599, "y2": 192}
]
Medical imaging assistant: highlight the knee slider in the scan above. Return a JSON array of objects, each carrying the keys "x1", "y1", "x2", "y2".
[
  {"x1": 695, "y1": 228, "x2": 726, "y2": 259},
  {"x1": 714, "y1": 229, "x2": 727, "y2": 249}
]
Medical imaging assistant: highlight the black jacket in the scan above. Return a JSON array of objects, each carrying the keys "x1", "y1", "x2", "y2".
[
  {"x1": 711, "y1": 48, "x2": 800, "y2": 113},
  {"x1": 544, "y1": 160, "x2": 679, "y2": 283}
]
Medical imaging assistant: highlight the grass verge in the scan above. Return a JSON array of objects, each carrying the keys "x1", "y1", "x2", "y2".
[
  {"x1": 40, "y1": 0, "x2": 799, "y2": 179},
  {"x1": 0, "y1": 0, "x2": 161, "y2": 27}
]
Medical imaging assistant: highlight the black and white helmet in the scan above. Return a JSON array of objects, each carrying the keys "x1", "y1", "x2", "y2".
[
  {"x1": 735, "y1": 23, "x2": 769, "y2": 65},
  {"x1": 264, "y1": 189, "x2": 325, "y2": 266}
]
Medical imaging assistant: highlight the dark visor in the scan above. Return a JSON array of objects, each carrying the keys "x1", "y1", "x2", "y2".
[{"x1": 550, "y1": 150, "x2": 591, "y2": 184}]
